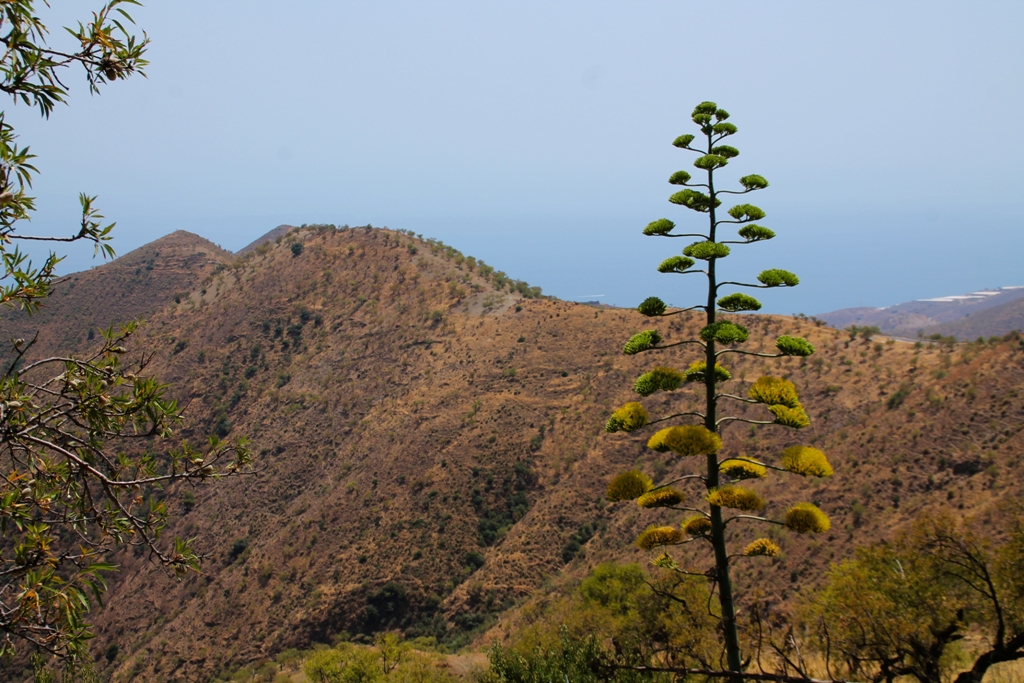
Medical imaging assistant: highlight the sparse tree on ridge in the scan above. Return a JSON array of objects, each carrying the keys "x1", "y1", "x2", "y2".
[
  {"x1": 604, "y1": 101, "x2": 834, "y2": 678},
  {"x1": 0, "y1": 2, "x2": 252, "y2": 675}
]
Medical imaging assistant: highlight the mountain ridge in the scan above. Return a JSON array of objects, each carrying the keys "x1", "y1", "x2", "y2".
[
  {"x1": 3, "y1": 225, "x2": 1023, "y2": 682},
  {"x1": 817, "y1": 286, "x2": 1024, "y2": 339},
  {"x1": 0, "y1": 229, "x2": 232, "y2": 357}
]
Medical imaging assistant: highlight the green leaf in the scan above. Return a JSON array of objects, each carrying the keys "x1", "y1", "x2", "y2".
[
  {"x1": 668, "y1": 170, "x2": 692, "y2": 185},
  {"x1": 739, "y1": 174, "x2": 768, "y2": 190},
  {"x1": 711, "y1": 145, "x2": 739, "y2": 158},
  {"x1": 633, "y1": 366, "x2": 685, "y2": 396},
  {"x1": 637, "y1": 296, "x2": 667, "y2": 316},
  {"x1": 776, "y1": 335, "x2": 815, "y2": 357},
  {"x1": 693, "y1": 154, "x2": 728, "y2": 171},
  {"x1": 692, "y1": 101, "x2": 718, "y2": 116},
  {"x1": 714, "y1": 109, "x2": 730, "y2": 121},
  {"x1": 643, "y1": 218, "x2": 675, "y2": 236},
  {"x1": 717, "y1": 293, "x2": 762, "y2": 312},
  {"x1": 727, "y1": 203, "x2": 766, "y2": 221},
  {"x1": 669, "y1": 189, "x2": 720, "y2": 212},
  {"x1": 737, "y1": 224, "x2": 775, "y2": 242},
  {"x1": 757, "y1": 269, "x2": 799, "y2": 287},
  {"x1": 713, "y1": 122, "x2": 738, "y2": 136},
  {"x1": 657, "y1": 255, "x2": 696, "y2": 274},
  {"x1": 623, "y1": 330, "x2": 662, "y2": 355},
  {"x1": 684, "y1": 360, "x2": 731, "y2": 383},
  {"x1": 699, "y1": 321, "x2": 749, "y2": 345},
  {"x1": 683, "y1": 241, "x2": 730, "y2": 261},
  {"x1": 673, "y1": 134, "x2": 695, "y2": 148}
]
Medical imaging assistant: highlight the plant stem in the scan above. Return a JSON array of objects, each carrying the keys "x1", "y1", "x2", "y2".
[{"x1": 703, "y1": 128, "x2": 744, "y2": 678}]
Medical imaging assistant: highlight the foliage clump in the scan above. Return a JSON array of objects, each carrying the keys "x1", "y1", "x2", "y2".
[
  {"x1": 642, "y1": 218, "x2": 675, "y2": 236},
  {"x1": 775, "y1": 335, "x2": 815, "y2": 357},
  {"x1": 768, "y1": 404, "x2": 811, "y2": 429},
  {"x1": 699, "y1": 321, "x2": 749, "y2": 344},
  {"x1": 646, "y1": 425, "x2": 721, "y2": 457},
  {"x1": 484, "y1": 563, "x2": 716, "y2": 682},
  {"x1": 606, "y1": 470, "x2": 653, "y2": 501},
  {"x1": 605, "y1": 402, "x2": 649, "y2": 433},
  {"x1": 781, "y1": 445, "x2": 833, "y2": 477},
  {"x1": 706, "y1": 486, "x2": 765, "y2": 512},
  {"x1": 300, "y1": 636, "x2": 458, "y2": 683},
  {"x1": 720, "y1": 460, "x2": 767, "y2": 480},
  {"x1": 757, "y1": 268, "x2": 799, "y2": 287},
  {"x1": 683, "y1": 360, "x2": 730, "y2": 383},
  {"x1": 636, "y1": 525, "x2": 685, "y2": 550},
  {"x1": 717, "y1": 292, "x2": 762, "y2": 312},
  {"x1": 747, "y1": 376, "x2": 800, "y2": 408},
  {"x1": 806, "y1": 512, "x2": 1024, "y2": 683},
  {"x1": 637, "y1": 296, "x2": 667, "y2": 316},
  {"x1": 623, "y1": 330, "x2": 662, "y2": 355},
  {"x1": 682, "y1": 516, "x2": 713, "y2": 536},
  {"x1": 633, "y1": 366, "x2": 685, "y2": 396},
  {"x1": 636, "y1": 488, "x2": 685, "y2": 508},
  {"x1": 784, "y1": 503, "x2": 831, "y2": 533},
  {"x1": 743, "y1": 538, "x2": 781, "y2": 557}
]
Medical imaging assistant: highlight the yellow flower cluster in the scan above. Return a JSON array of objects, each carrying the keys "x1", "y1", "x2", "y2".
[
  {"x1": 720, "y1": 460, "x2": 767, "y2": 480},
  {"x1": 683, "y1": 360, "x2": 731, "y2": 383},
  {"x1": 768, "y1": 404, "x2": 810, "y2": 429},
  {"x1": 748, "y1": 376, "x2": 800, "y2": 408},
  {"x1": 706, "y1": 486, "x2": 765, "y2": 511},
  {"x1": 605, "y1": 402, "x2": 649, "y2": 433},
  {"x1": 606, "y1": 470, "x2": 653, "y2": 501},
  {"x1": 748, "y1": 376, "x2": 811, "y2": 428},
  {"x1": 743, "y1": 538, "x2": 781, "y2": 557},
  {"x1": 785, "y1": 503, "x2": 831, "y2": 533},
  {"x1": 636, "y1": 525, "x2": 684, "y2": 550},
  {"x1": 637, "y1": 488, "x2": 685, "y2": 508},
  {"x1": 682, "y1": 516, "x2": 712, "y2": 535},
  {"x1": 781, "y1": 446, "x2": 833, "y2": 477},
  {"x1": 647, "y1": 425, "x2": 722, "y2": 456}
]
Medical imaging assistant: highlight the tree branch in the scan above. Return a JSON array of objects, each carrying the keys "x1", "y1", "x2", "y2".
[{"x1": 717, "y1": 416, "x2": 775, "y2": 427}]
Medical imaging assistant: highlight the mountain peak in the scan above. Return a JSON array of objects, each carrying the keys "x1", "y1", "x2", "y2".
[
  {"x1": 115, "y1": 229, "x2": 234, "y2": 265},
  {"x1": 236, "y1": 224, "x2": 298, "y2": 255}
]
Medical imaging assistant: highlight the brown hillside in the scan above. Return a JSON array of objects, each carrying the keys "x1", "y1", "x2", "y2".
[
  {"x1": 818, "y1": 287, "x2": 1024, "y2": 339},
  {"x1": 6, "y1": 225, "x2": 1024, "y2": 683},
  {"x1": 0, "y1": 230, "x2": 232, "y2": 357},
  {"x1": 924, "y1": 296, "x2": 1024, "y2": 340},
  {"x1": 236, "y1": 224, "x2": 297, "y2": 255}
]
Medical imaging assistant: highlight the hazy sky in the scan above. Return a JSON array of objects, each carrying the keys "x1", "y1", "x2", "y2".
[{"x1": 10, "y1": 1, "x2": 1024, "y2": 314}]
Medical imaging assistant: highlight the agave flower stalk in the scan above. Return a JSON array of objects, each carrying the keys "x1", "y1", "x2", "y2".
[{"x1": 605, "y1": 102, "x2": 835, "y2": 676}]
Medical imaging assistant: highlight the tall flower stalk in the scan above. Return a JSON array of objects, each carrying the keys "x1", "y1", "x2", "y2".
[{"x1": 605, "y1": 101, "x2": 834, "y2": 676}]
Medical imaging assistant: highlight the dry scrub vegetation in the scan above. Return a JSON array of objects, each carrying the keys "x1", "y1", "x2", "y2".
[{"x1": 4, "y1": 225, "x2": 1023, "y2": 682}]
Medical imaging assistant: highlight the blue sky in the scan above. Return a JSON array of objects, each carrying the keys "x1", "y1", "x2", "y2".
[{"x1": 10, "y1": 1, "x2": 1024, "y2": 314}]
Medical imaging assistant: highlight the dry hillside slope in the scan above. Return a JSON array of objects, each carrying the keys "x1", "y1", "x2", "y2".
[
  {"x1": 4, "y1": 225, "x2": 1023, "y2": 683},
  {"x1": 819, "y1": 286, "x2": 1024, "y2": 339},
  {"x1": 0, "y1": 230, "x2": 232, "y2": 357}
]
